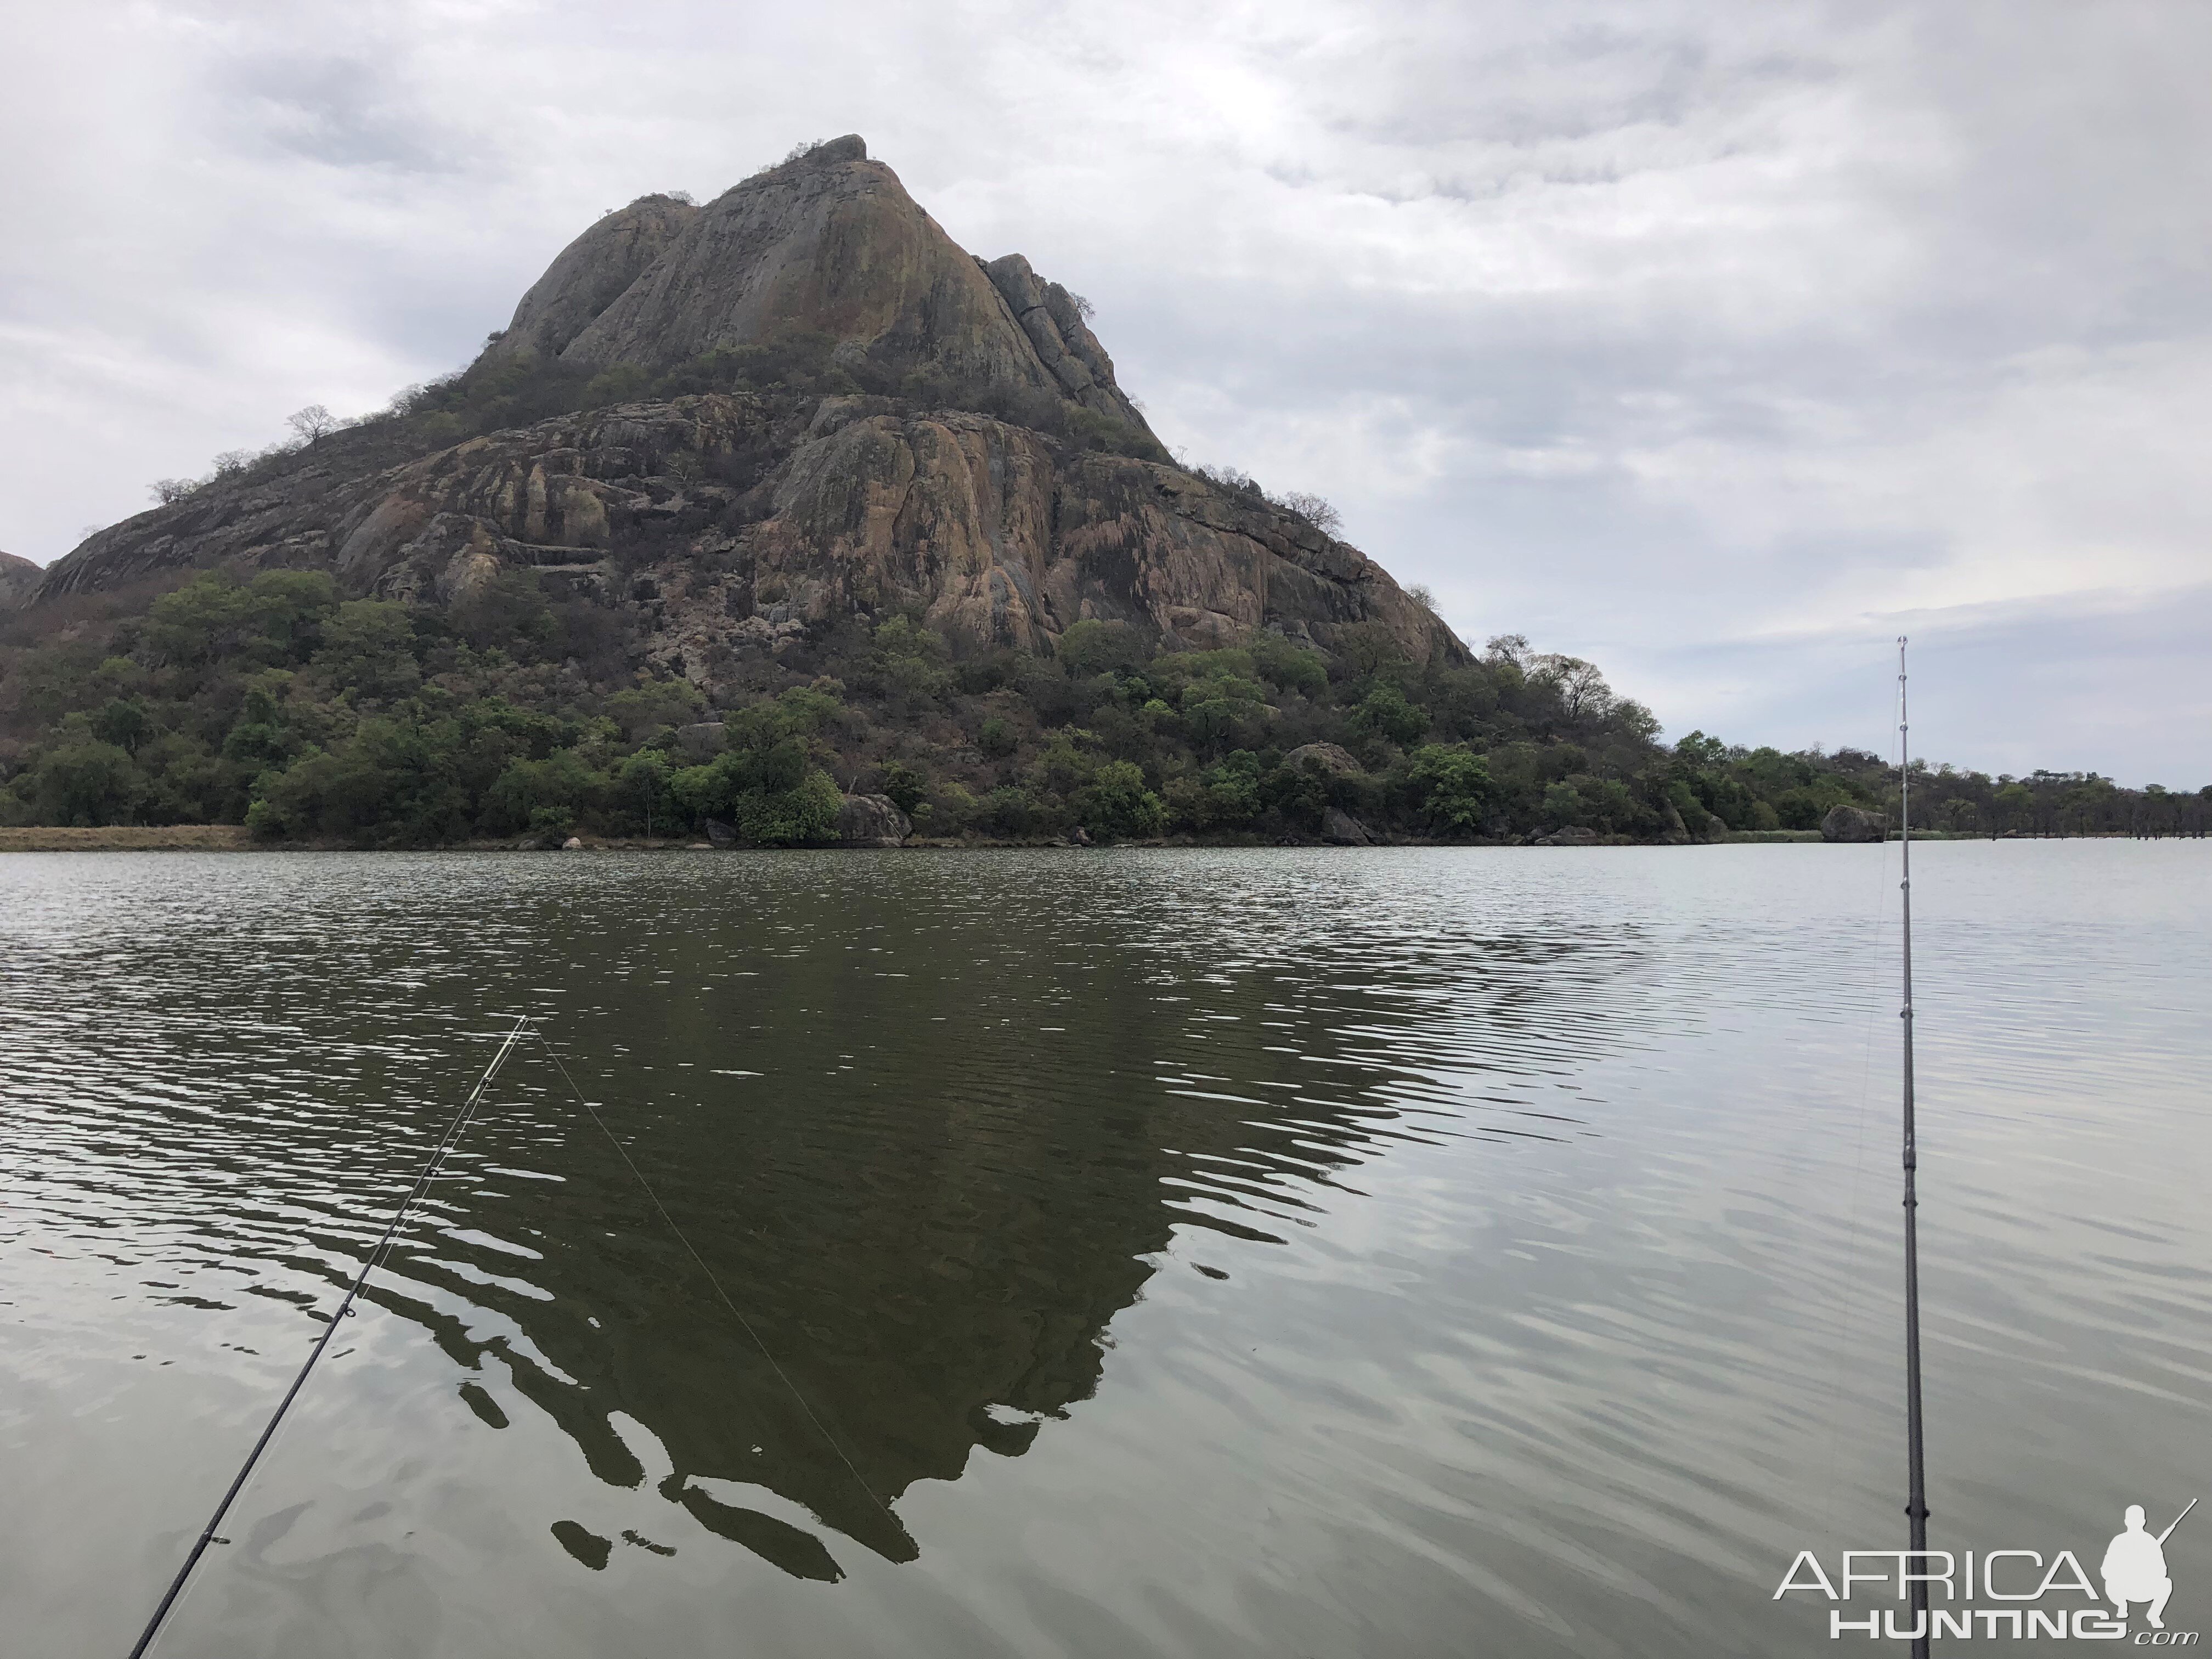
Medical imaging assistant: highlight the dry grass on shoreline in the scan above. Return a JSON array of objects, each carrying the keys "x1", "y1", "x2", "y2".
[{"x1": 0, "y1": 825, "x2": 255, "y2": 852}]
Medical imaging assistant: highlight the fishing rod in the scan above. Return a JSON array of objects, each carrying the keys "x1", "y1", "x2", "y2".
[
  {"x1": 125, "y1": 1014, "x2": 533, "y2": 1659},
  {"x1": 1898, "y1": 637, "x2": 1931, "y2": 1659}
]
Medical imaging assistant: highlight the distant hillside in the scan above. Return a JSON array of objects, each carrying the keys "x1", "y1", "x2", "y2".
[{"x1": 1, "y1": 138, "x2": 2204, "y2": 847}]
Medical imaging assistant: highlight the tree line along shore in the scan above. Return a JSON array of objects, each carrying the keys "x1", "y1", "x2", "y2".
[{"x1": 4, "y1": 567, "x2": 2207, "y2": 850}]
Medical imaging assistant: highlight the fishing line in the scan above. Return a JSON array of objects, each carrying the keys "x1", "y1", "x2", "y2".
[
  {"x1": 533, "y1": 1034, "x2": 898, "y2": 1527},
  {"x1": 125, "y1": 1014, "x2": 533, "y2": 1659}
]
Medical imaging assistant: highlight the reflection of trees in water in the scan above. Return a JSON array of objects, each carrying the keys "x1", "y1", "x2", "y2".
[{"x1": 359, "y1": 879, "x2": 1639, "y2": 1581}]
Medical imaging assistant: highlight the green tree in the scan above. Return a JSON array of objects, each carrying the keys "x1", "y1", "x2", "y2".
[
  {"x1": 1170, "y1": 753, "x2": 1262, "y2": 832},
  {"x1": 245, "y1": 716, "x2": 472, "y2": 844},
  {"x1": 868, "y1": 617, "x2": 952, "y2": 710},
  {"x1": 668, "y1": 732, "x2": 842, "y2": 844},
  {"x1": 1075, "y1": 760, "x2": 1167, "y2": 838},
  {"x1": 482, "y1": 750, "x2": 603, "y2": 837},
  {"x1": 981, "y1": 785, "x2": 1046, "y2": 837},
  {"x1": 143, "y1": 571, "x2": 338, "y2": 670},
  {"x1": 1027, "y1": 729, "x2": 1094, "y2": 798},
  {"x1": 929, "y1": 781, "x2": 980, "y2": 834},
  {"x1": 1409, "y1": 744, "x2": 1493, "y2": 833},
  {"x1": 1541, "y1": 780, "x2": 1586, "y2": 830},
  {"x1": 1176, "y1": 671, "x2": 1272, "y2": 754},
  {"x1": 1353, "y1": 684, "x2": 1428, "y2": 746},
  {"x1": 606, "y1": 679, "x2": 704, "y2": 740},
  {"x1": 735, "y1": 768, "x2": 842, "y2": 844},
  {"x1": 1057, "y1": 618, "x2": 1143, "y2": 677},
  {"x1": 1246, "y1": 634, "x2": 1329, "y2": 699},
  {"x1": 880, "y1": 760, "x2": 926, "y2": 816},
  {"x1": 313, "y1": 600, "x2": 421, "y2": 701},
  {"x1": 21, "y1": 741, "x2": 146, "y2": 826},
  {"x1": 615, "y1": 749, "x2": 674, "y2": 835},
  {"x1": 92, "y1": 697, "x2": 153, "y2": 754},
  {"x1": 979, "y1": 715, "x2": 1018, "y2": 757}
]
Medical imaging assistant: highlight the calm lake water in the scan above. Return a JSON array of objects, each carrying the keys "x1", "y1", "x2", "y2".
[{"x1": 3, "y1": 843, "x2": 2209, "y2": 1657}]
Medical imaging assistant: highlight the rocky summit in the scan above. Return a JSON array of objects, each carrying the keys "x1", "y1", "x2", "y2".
[
  {"x1": 22, "y1": 136, "x2": 1460, "y2": 679},
  {"x1": 487, "y1": 135, "x2": 1148, "y2": 431}
]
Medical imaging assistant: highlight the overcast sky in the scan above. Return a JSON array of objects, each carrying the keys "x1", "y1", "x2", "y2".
[{"x1": 3, "y1": 0, "x2": 2205, "y2": 783}]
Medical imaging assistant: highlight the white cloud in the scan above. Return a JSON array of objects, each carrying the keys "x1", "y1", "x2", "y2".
[{"x1": 0, "y1": 0, "x2": 2204, "y2": 781}]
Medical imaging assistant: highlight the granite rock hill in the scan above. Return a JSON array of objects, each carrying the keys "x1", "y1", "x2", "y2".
[{"x1": 21, "y1": 136, "x2": 1463, "y2": 684}]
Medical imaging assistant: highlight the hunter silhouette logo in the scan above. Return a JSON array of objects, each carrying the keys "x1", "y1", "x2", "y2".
[
  {"x1": 2107, "y1": 1501, "x2": 2192, "y2": 1630},
  {"x1": 1775, "y1": 1498, "x2": 2198, "y2": 1641}
]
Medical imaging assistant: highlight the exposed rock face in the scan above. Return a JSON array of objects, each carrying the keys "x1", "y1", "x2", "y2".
[
  {"x1": 495, "y1": 137, "x2": 1146, "y2": 431},
  {"x1": 0, "y1": 551, "x2": 38, "y2": 608},
  {"x1": 1532, "y1": 825, "x2": 1601, "y2": 847},
  {"x1": 754, "y1": 404, "x2": 1452, "y2": 658},
  {"x1": 41, "y1": 394, "x2": 1459, "y2": 667},
  {"x1": 836, "y1": 792, "x2": 912, "y2": 847},
  {"x1": 980, "y1": 254, "x2": 1136, "y2": 424},
  {"x1": 1821, "y1": 804, "x2": 1887, "y2": 843},
  {"x1": 26, "y1": 137, "x2": 1466, "y2": 673},
  {"x1": 483, "y1": 194, "x2": 701, "y2": 366}
]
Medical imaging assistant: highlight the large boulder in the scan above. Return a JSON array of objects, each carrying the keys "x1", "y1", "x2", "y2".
[
  {"x1": 1532, "y1": 825, "x2": 1601, "y2": 847},
  {"x1": 1821, "y1": 804, "x2": 1887, "y2": 843},
  {"x1": 1284, "y1": 742, "x2": 1364, "y2": 778},
  {"x1": 1321, "y1": 806, "x2": 1372, "y2": 845},
  {"x1": 836, "y1": 792, "x2": 912, "y2": 847}
]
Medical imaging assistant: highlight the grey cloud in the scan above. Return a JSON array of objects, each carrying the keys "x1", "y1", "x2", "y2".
[{"x1": 212, "y1": 51, "x2": 466, "y2": 173}]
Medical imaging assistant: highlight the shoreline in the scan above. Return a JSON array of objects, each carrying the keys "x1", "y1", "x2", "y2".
[{"x1": 0, "y1": 825, "x2": 2173, "y2": 854}]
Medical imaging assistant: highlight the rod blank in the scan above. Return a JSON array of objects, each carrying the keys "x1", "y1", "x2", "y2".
[{"x1": 125, "y1": 1014, "x2": 532, "y2": 1659}]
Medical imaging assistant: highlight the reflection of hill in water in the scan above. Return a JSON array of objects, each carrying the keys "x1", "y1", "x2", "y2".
[{"x1": 353, "y1": 867, "x2": 1638, "y2": 1581}]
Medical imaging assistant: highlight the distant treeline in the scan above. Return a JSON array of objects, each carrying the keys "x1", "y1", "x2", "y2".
[
  {"x1": 3, "y1": 566, "x2": 2203, "y2": 847},
  {"x1": 1671, "y1": 732, "x2": 2208, "y2": 839}
]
